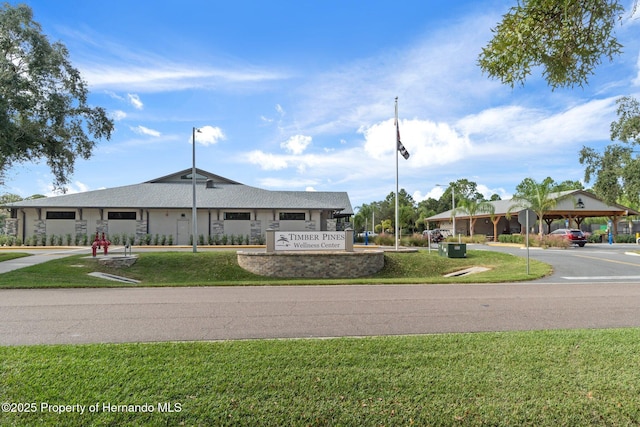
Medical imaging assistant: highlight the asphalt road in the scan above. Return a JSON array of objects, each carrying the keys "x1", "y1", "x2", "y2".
[{"x1": 1, "y1": 243, "x2": 639, "y2": 345}]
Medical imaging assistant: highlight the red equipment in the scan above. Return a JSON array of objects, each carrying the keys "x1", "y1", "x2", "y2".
[{"x1": 91, "y1": 232, "x2": 110, "y2": 257}]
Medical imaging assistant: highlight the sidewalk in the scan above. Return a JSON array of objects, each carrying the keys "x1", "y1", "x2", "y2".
[{"x1": 0, "y1": 247, "x2": 88, "y2": 274}]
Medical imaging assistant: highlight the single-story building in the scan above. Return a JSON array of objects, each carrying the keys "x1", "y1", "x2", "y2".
[
  {"x1": 426, "y1": 190, "x2": 639, "y2": 240},
  {"x1": 2, "y1": 168, "x2": 353, "y2": 245}
]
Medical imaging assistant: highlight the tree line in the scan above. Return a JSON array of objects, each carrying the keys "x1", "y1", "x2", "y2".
[{"x1": 352, "y1": 178, "x2": 586, "y2": 236}]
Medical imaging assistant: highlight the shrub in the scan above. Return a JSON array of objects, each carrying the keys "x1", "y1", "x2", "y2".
[
  {"x1": 373, "y1": 233, "x2": 395, "y2": 246},
  {"x1": 403, "y1": 234, "x2": 430, "y2": 247},
  {"x1": 167, "y1": 235, "x2": 173, "y2": 245},
  {"x1": 112, "y1": 235, "x2": 120, "y2": 245},
  {"x1": 498, "y1": 234, "x2": 524, "y2": 244},
  {"x1": 615, "y1": 234, "x2": 635, "y2": 243},
  {"x1": 532, "y1": 234, "x2": 569, "y2": 248},
  {"x1": 199, "y1": 234, "x2": 205, "y2": 245},
  {"x1": 221, "y1": 235, "x2": 228, "y2": 245},
  {"x1": 161, "y1": 235, "x2": 167, "y2": 245}
]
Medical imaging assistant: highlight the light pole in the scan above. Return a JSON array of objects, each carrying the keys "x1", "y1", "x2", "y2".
[
  {"x1": 192, "y1": 127, "x2": 201, "y2": 253},
  {"x1": 436, "y1": 184, "x2": 455, "y2": 238}
]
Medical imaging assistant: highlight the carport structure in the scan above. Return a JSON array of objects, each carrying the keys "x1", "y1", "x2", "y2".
[{"x1": 426, "y1": 190, "x2": 639, "y2": 241}]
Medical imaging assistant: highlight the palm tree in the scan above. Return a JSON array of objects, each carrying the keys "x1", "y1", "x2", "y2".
[
  {"x1": 508, "y1": 177, "x2": 557, "y2": 236},
  {"x1": 453, "y1": 199, "x2": 495, "y2": 237}
]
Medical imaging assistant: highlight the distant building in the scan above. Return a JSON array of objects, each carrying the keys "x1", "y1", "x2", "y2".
[
  {"x1": 2, "y1": 169, "x2": 353, "y2": 244},
  {"x1": 426, "y1": 190, "x2": 639, "y2": 240}
]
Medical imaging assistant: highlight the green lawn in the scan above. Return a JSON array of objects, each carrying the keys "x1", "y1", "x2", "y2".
[
  {"x1": 2, "y1": 329, "x2": 640, "y2": 426},
  {"x1": 0, "y1": 252, "x2": 30, "y2": 263},
  {"x1": 0, "y1": 249, "x2": 551, "y2": 288}
]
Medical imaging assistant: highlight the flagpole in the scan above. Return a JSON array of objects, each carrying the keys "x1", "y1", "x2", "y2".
[{"x1": 395, "y1": 97, "x2": 399, "y2": 251}]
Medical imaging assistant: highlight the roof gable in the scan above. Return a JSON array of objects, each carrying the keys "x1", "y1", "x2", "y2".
[{"x1": 146, "y1": 168, "x2": 242, "y2": 185}]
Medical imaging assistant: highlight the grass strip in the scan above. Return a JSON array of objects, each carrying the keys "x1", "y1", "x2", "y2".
[
  {"x1": 0, "y1": 250, "x2": 550, "y2": 288},
  {"x1": 1, "y1": 329, "x2": 640, "y2": 426},
  {"x1": 0, "y1": 253, "x2": 31, "y2": 263}
]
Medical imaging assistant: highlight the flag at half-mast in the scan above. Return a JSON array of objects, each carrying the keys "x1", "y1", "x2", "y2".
[{"x1": 395, "y1": 116, "x2": 410, "y2": 160}]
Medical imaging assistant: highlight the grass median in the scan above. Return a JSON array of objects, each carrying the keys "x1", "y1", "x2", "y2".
[
  {"x1": 2, "y1": 328, "x2": 640, "y2": 426},
  {"x1": 0, "y1": 249, "x2": 551, "y2": 288}
]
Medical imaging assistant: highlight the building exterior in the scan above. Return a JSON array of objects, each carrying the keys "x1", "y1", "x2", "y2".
[
  {"x1": 426, "y1": 190, "x2": 639, "y2": 240},
  {"x1": 2, "y1": 169, "x2": 353, "y2": 245}
]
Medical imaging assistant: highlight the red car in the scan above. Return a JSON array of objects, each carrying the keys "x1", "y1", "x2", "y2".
[{"x1": 549, "y1": 228, "x2": 587, "y2": 247}]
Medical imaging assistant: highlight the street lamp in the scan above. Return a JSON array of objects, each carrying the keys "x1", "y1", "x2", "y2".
[
  {"x1": 192, "y1": 127, "x2": 201, "y2": 253},
  {"x1": 436, "y1": 184, "x2": 455, "y2": 238}
]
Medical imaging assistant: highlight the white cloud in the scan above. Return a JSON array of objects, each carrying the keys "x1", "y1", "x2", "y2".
[
  {"x1": 111, "y1": 110, "x2": 127, "y2": 121},
  {"x1": 281, "y1": 135, "x2": 312, "y2": 155},
  {"x1": 257, "y1": 177, "x2": 319, "y2": 188},
  {"x1": 360, "y1": 118, "x2": 472, "y2": 167},
  {"x1": 195, "y1": 126, "x2": 226, "y2": 146},
  {"x1": 458, "y1": 98, "x2": 617, "y2": 161},
  {"x1": 247, "y1": 150, "x2": 289, "y2": 170},
  {"x1": 412, "y1": 188, "x2": 443, "y2": 203},
  {"x1": 306, "y1": 186, "x2": 317, "y2": 192},
  {"x1": 127, "y1": 93, "x2": 143, "y2": 109},
  {"x1": 131, "y1": 125, "x2": 161, "y2": 137},
  {"x1": 47, "y1": 181, "x2": 93, "y2": 196},
  {"x1": 82, "y1": 61, "x2": 288, "y2": 92}
]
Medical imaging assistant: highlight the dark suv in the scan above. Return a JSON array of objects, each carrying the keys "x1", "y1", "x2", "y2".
[{"x1": 549, "y1": 228, "x2": 587, "y2": 247}]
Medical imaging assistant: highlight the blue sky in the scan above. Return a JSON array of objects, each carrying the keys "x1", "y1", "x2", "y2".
[{"x1": 5, "y1": 0, "x2": 640, "y2": 208}]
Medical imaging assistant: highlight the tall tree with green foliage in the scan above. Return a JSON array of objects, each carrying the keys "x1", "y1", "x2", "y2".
[
  {"x1": 453, "y1": 198, "x2": 495, "y2": 237},
  {"x1": 478, "y1": 0, "x2": 629, "y2": 89},
  {"x1": 580, "y1": 96, "x2": 640, "y2": 208},
  {"x1": 0, "y1": 3, "x2": 114, "y2": 190},
  {"x1": 380, "y1": 189, "x2": 416, "y2": 233},
  {"x1": 508, "y1": 177, "x2": 559, "y2": 235}
]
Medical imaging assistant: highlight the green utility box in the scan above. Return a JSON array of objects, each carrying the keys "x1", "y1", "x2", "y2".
[{"x1": 438, "y1": 242, "x2": 467, "y2": 258}]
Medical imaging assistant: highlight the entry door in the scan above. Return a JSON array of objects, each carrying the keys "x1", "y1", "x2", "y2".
[{"x1": 177, "y1": 220, "x2": 190, "y2": 245}]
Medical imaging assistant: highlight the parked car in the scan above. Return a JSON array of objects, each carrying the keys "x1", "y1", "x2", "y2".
[
  {"x1": 423, "y1": 229, "x2": 449, "y2": 243},
  {"x1": 549, "y1": 228, "x2": 587, "y2": 247}
]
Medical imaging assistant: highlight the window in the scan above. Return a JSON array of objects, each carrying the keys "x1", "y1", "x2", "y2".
[
  {"x1": 279, "y1": 212, "x2": 305, "y2": 221},
  {"x1": 224, "y1": 212, "x2": 251, "y2": 220},
  {"x1": 46, "y1": 211, "x2": 76, "y2": 220},
  {"x1": 108, "y1": 212, "x2": 136, "y2": 220}
]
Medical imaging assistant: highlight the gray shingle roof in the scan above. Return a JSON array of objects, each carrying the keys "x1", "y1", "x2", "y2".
[{"x1": 3, "y1": 169, "x2": 353, "y2": 214}]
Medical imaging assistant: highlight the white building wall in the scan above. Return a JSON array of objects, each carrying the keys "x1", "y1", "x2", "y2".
[
  {"x1": 223, "y1": 221, "x2": 251, "y2": 236},
  {"x1": 44, "y1": 219, "x2": 75, "y2": 237},
  {"x1": 16, "y1": 207, "x2": 342, "y2": 244}
]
